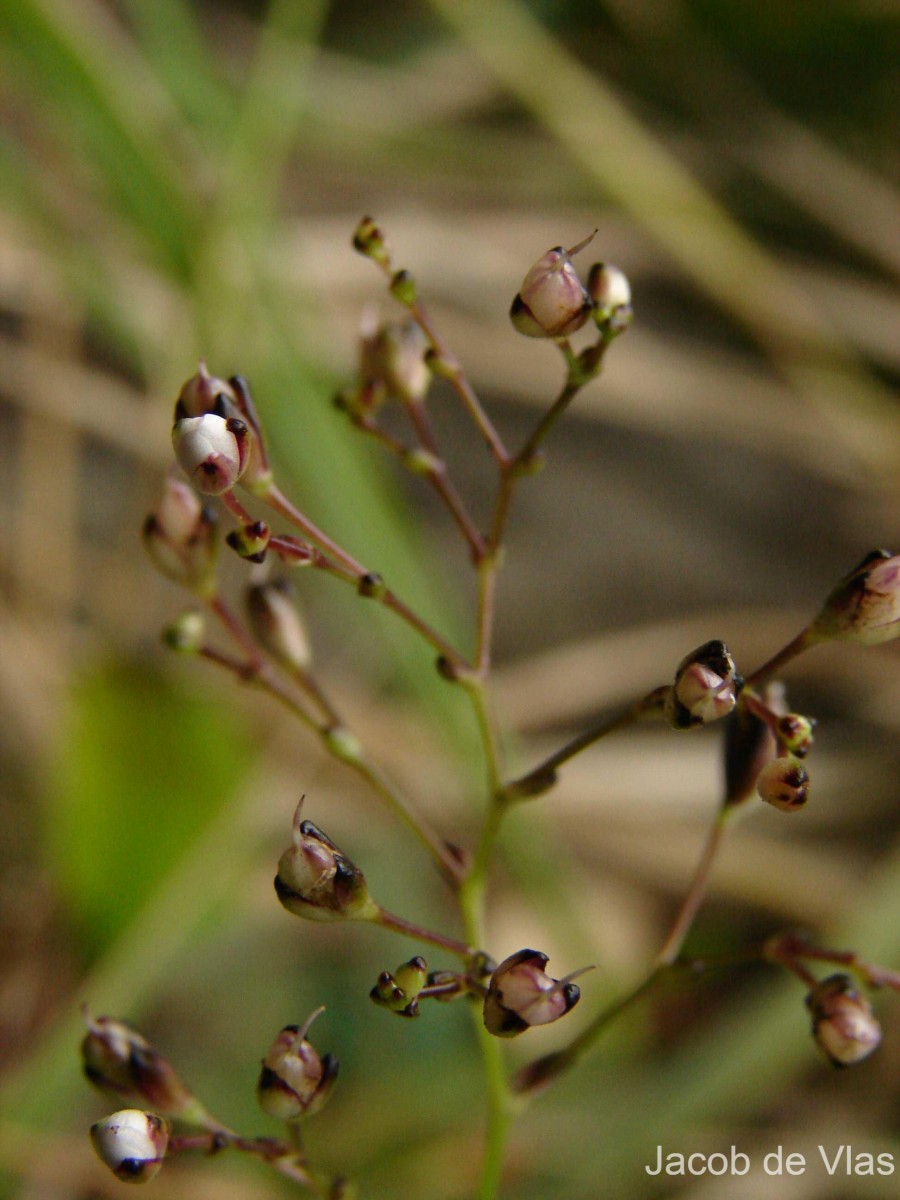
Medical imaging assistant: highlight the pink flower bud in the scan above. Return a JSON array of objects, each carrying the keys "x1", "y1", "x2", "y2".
[
  {"x1": 483, "y1": 950, "x2": 587, "y2": 1038},
  {"x1": 274, "y1": 797, "x2": 377, "y2": 922},
  {"x1": 756, "y1": 755, "x2": 810, "y2": 812},
  {"x1": 142, "y1": 477, "x2": 217, "y2": 593},
  {"x1": 509, "y1": 234, "x2": 595, "y2": 338},
  {"x1": 807, "y1": 974, "x2": 881, "y2": 1067},
  {"x1": 90, "y1": 1109, "x2": 169, "y2": 1183},
  {"x1": 812, "y1": 550, "x2": 900, "y2": 645},
  {"x1": 664, "y1": 640, "x2": 739, "y2": 729},
  {"x1": 81, "y1": 1010, "x2": 194, "y2": 1115},
  {"x1": 172, "y1": 413, "x2": 249, "y2": 495},
  {"x1": 257, "y1": 1010, "x2": 338, "y2": 1121}
]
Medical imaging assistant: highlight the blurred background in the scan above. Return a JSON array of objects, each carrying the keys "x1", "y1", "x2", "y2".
[{"x1": 0, "y1": 1, "x2": 898, "y2": 1197}]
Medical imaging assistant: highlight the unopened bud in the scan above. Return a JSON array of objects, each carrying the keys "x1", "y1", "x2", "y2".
[
  {"x1": 372, "y1": 320, "x2": 430, "y2": 404},
  {"x1": 776, "y1": 712, "x2": 816, "y2": 758},
  {"x1": 82, "y1": 1010, "x2": 194, "y2": 1115},
  {"x1": 722, "y1": 682, "x2": 782, "y2": 808},
  {"x1": 483, "y1": 950, "x2": 588, "y2": 1038},
  {"x1": 352, "y1": 216, "x2": 390, "y2": 267},
  {"x1": 587, "y1": 262, "x2": 632, "y2": 328},
  {"x1": 142, "y1": 477, "x2": 217, "y2": 594},
  {"x1": 812, "y1": 550, "x2": 900, "y2": 646},
  {"x1": 807, "y1": 974, "x2": 881, "y2": 1067},
  {"x1": 246, "y1": 581, "x2": 311, "y2": 670},
  {"x1": 756, "y1": 755, "x2": 810, "y2": 812},
  {"x1": 389, "y1": 269, "x2": 417, "y2": 307},
  {"x1": 175, "y1": 361, "x2": 237, "y2": 418},
  {"x1": 257, "y1": 1009, "x2": 338, "y2": 1121},
  {"x1": 370, "y1": 957, "x2": 428, "y2": 1017},
  {"x1": 162, "y1": 610, "x2": 205, "y2": 654},
  {"x1": 172, "y1": 413, "x2": 249, "y2": 496},
  {"x1": 510, "y1": 234, "x2": 594, "y2": 339},
  {"x1": 274, "y1": 797, "x2": 377, "y2": 922},
  {"x1": 227, "y1": 520, "x2": 271, "y2": 562},
  {"x1": 665, "y1": 640, "x2": 739, "y2": 729},
  {"x1": 90, "y1": 1110, "x2": 169, "y2": 1183}
]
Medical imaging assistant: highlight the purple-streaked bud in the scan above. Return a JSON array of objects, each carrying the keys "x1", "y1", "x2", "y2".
[
  {"x1": 246, "y1": 581, "x2": 311, "y2": 671},
  {"x1": 142, "y1": 477, "x2": 217, "y2": 593},
  {"x1": 274, "y1": 797, "x2": 377, "y2": 922},
  {"x1": 89, "y1": 1110, "x2": 169, "y2": 1183},
  {"x1": 510, "y1": 234, "x2": 595, "y2": 338},
  {"x1": 175, "y1": 361, "x2": 237, "y2": 418},
  {"x1": 756, "y1": 755, "x2": 810, "y2": 812},
  {"x1": 483, "y1": 950, "x2": 587, "y2": 1038},
  {"x1": 172, "y1": 413, "x2": 249, "y2": 496},
  {"x1": 664, "y1": 640, "x2": 739, "y2": 730},
  {"x1": 807, "y1": 974, "x2": 881, "y2": 1067},
  {"x1": 812, "y1": 550, "x2": 900, "y2": 646},
  {"x1": 257, "y1": 1010, "x2": 338, "y2": 1121},
  {"x1": 81, "y1": 1011, "x2": 194, "y2": 1116},
  {"x1": 587, "y1": 262, "x2": 632, "y2": 328}
]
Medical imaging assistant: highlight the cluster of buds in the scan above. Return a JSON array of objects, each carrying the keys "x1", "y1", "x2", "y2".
[
  {"x1": 257, "y1": 1010, "x2": 339, "y2": 1121},
  {"x1": 90, "y1": 1109, "x2": 169, "y2": 1183},
  {"x1": 811, "y1": 550, "x2": 900, "y2": 646},
  {"x1": 807, "y1": 975, "x2": 882, "y2": 1068},
  {"x1": 274, "y1": 797, "x2": 378, "y2": 923},
  {"x1": 483, "y1": 950, "x2": 589, "y2": 1038},
  {"x1": 370, "y1": 956, "x2": 429, "y2": 1018},
  {"x1": 510, "y1": 233, "x2": 632, "y2": 340},
  {"x1": 664, "y1": 640, "x2": 740, "y2": 730}
]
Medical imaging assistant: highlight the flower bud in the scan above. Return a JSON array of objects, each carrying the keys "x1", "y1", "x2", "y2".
[
  {"x1": 162, "y1": 610, "x2": 205, "y2": 654},
  {"x1": 587, "y1": 262, "x2": 632, "y2": 325},
  {"x1": 175, "y1": 361, "x2": 238, "y2": 418},
  {"x1": 172, "y1": 413, "x2": 249, "y2": 496},
  {"x1": 807, "y1": 974, "x2": 881, "y2": 1067},
  {"x1": 226, "y1": 520, "x2": 271, "y2": 562},
  {"x1": 756, "y1": 755, "x2": 810, "y2": 812},
  {"x1": 246, "y1": 581, "x2": 311, "y2": 670},
  {"x1": 509, "y1": 234, "x2": 595, "y2": 338},
  {"x1": 257, "y1": 1010, "x2": 339, "y2": 1121},
  {"x1": 81, "y1": 1011, "x2": 194, "y2": 1115},
  {"x1": 371, "y1": 319, "x2": 430, "y2": 404},
  {"x1": 811, "y1": 550, "x2": 900, "y2": 645},
  {"x1": 722, "y1": 682, "x2": 782, "y2": 808},
  {"x1": 483, "y1": 950, "x2": 587, "y2": 1038},
  {"x1": 776, "y1": 712, "x2": 816, "y2": 758},
  {"x1": 90, "y1": 1110, "x2": 169, "y2": 1183},
  {"x1": 274, "y1": 797, "x2": 377, "y2": 922},
  {"x1": 370, "y1": 957, "x2": 428, "y2": 1017},
  {"x1": 664, "y1": 640, "x2": 740, "y2": 729},
  {"x1": 142, "y1": 477, "x2": 217, "y2": 593},
  {"x1": 352, "y1": 215, "x2": 390, "y2": 267}
]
